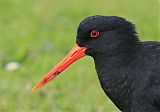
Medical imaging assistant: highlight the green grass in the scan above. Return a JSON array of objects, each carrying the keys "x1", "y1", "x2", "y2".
[{"x1": 0, "y1": 0, "x2": 159, "y2": 112}]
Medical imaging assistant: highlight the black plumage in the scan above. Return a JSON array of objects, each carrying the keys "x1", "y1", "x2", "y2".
[{"x1": 76, "y1": 16, "x2": 160, "y2": 112}]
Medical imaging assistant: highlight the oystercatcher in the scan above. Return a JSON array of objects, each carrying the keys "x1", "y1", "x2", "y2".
[{"x1": 32, "y1": 16, "x2": 160, "y2": 112}]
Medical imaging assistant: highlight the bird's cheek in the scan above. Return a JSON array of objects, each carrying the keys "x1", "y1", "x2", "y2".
[
  {"x1": 85, "y1": 49, "x2": 95, "y2": 56},
  {"x1": 76, "y1": 39, "x2": 85, "y2": 47}
]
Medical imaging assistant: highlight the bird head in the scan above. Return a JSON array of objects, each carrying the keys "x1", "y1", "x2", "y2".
[
  {"x1": 77, "y1": 15, "x2": 137, "y2": 56},
  {"x1": 32, "y1": 15, "x2": 137, "y2": 92}
]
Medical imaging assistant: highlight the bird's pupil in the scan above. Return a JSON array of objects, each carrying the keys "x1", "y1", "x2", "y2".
[
  {"x1": 93, "y1": 32, "x2": 96, "y2": 35},
  {"x1": 90, "y1": 30, "x2": 99, "y2": 38}
]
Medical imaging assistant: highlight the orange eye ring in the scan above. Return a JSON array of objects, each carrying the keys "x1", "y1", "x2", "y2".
[{"x1": 90, "y1": 30, "x2": 100, "y2": 38}]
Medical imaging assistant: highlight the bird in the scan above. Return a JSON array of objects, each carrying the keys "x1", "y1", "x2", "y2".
[{"x1": 32, "y1": 15, "x2": 160, "y2": 112}]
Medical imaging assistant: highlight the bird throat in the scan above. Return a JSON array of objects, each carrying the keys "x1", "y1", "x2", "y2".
[{"x1": 93, "y1": 43, "x2": 140, "y2": 111}]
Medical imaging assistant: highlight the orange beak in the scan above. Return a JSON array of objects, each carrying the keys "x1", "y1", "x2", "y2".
[{"x1": 32, "y1": 44, "x2": 87, "y2": 92}]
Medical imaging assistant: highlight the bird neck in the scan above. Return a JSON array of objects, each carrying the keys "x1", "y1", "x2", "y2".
[
  {"x1": 94, "y1": 35, "x2": 141, "y2": 69},
  {"x1": 93, "y1": 37, "x2": 141, "y2": 110}
]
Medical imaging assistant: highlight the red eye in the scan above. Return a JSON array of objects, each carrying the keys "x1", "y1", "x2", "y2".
[{"x1": 90, "y1": 30, "x2": 100, "y2": 38}]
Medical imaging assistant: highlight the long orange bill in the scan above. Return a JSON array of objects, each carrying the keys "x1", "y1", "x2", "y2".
[{"x1": 32, "y1": 44, "x2": 87, "y2": 92}]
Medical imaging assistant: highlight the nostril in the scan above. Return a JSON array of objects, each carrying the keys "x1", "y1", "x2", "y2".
[{"x1": 71, "y1": 51, "x2": 78, "y2": 57}]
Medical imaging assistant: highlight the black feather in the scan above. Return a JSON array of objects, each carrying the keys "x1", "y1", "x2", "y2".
[{"x1": 76, "y1": 15, "x2": 160, "y2": 112}]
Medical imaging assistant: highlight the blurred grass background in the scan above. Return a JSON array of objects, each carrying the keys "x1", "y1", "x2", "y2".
[{"x1": 0, "y1": 0, "x2": 159, "y2": 112}]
